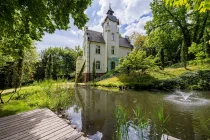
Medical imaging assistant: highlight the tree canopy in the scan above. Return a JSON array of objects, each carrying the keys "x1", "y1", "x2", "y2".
[{"x1": 163, "y1": 0, "x2": 210, "y2": 12}]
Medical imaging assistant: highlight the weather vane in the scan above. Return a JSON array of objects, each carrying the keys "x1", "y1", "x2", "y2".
[{"x1": 109, "y1": 3, "x2": 111, "y2": 9}]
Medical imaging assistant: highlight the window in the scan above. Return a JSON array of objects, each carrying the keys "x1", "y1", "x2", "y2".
[
  {"x1": 112, "y1": 33, "x2": 114, "y2": 40},
  {"x1": 111, "y1": 61, "x2": 115, "y2": 70},
  {"x1": 96, "y1": 46, "x2": 100, "y2": 54},
  {"x1": 96, "y1": 61, "x2": 100, "y2": 69},
  {"x1": 111, "y1": 46, "x2": 115, "y2": 55}
]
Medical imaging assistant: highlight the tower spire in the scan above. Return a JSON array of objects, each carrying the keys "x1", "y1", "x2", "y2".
[{"x1": 106, "y1": 3, "x2": 114, "y2": 15}]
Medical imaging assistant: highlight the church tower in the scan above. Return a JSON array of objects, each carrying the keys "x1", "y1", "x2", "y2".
[{"x1": 102, "y1": 4, "x2": 120, "y2": 71}]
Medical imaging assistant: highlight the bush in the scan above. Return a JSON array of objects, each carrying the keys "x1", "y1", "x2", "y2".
[{"x1": 178, "y1": 70, "x2": 210, "y2": 90}]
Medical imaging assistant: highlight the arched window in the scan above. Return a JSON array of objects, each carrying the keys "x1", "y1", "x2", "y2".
[
  {"x1": 111, "y1": 46, "x2": 115, "y2": 54},
  {"x1": 96, "y1": 61, "x2": 100, "y2": 69},
  {"x1": 96, "y1": 46, "x2": 100, "y2": 54},
  {"x1": 112, "y1": 33, "x2": 114, "y2": 40},
  {"x1": 111, "y1": 61, "x2": 115, "y2": 70}
]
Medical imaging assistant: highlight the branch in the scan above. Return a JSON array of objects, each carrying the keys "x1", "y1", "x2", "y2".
[
  {"x1": 153, "y1": 21, "x2": 173, "y2": 29},
  {"x1": 0, "y1": 90, "x2": 4, "y2": 104},
  {"x1": 192, "y1": 14, "x2": 200, "y2": 42},
  {"x1": 163, "y1": 4, "x2": 185, "y2": 31},
  {"x1": 198, "y1": 11, "x2": 209, "y2": 42}
]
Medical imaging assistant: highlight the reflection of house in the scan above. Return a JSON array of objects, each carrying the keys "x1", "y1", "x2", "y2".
[
  {"x1": 76, "y1": 88, "x2": 116, "y2": 140},
  {"x1": 76, "y1": 5, "x2": 133, "y2": 82}
]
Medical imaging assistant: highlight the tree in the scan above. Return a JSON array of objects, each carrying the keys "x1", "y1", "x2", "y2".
[
  {"x1": 35, "y1": 47, "x2": 77, "y2": 80},
  {"x1": 145, "y1": 0, "x2": 210, "y2": 67},
  {"x1": 0, "y1": 0, "x2": 91, "y2": 86},
  {"x1": 45, "y1": 54, "x2": 53, "y2": 79},
  {"x1": 163, "y1": 0, "x2": 210, "y2": 12},
  {"x1": 75, "y1": 46, "x2": 83, "y2": 58},
  {"x1": 92, "y1": 59, "x2": 96, "y2": 83},
  {"x1": 130, "y1": 32, "x2": 147, "y2": 50},
  {"x1": 118, "y1": 50, "x2": 156, "y2": 74},
  {"x1": 0, "y1": 0, "x2": 92, "y2": 50}
]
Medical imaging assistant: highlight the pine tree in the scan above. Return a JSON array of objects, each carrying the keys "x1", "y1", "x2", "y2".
[
  {"x1": 45, "y1": 54, "x2": 53, "y2": 79},
  {"x1": 92, "y1": 59, "x2": 96, "y2": 83}
]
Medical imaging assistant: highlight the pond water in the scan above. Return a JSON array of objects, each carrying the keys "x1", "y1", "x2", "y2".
[{"x1": 65, "y1": 87, "x2": 210, "y2": 140}]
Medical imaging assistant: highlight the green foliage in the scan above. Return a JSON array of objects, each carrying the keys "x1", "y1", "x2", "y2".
[
  {"x1": 163, "y1": 0, "x2": 210, "y2": 12},
  {"x1": 114, "y1": 106, "x2": 130, "y2": 140},
  {"x1": 75, "y1": 46, "x2": 83, "y2": 58},
  {"x1": 35, "y1": 47, "x2": 77, "y2": 80},
  {"x1": 92, "y1": 59, "x2": 96, "y2": 83},
  {"x1": 130, "y1": 32, "x2": 147, "y2": 49},
  {"x1": 189, "y1": 42, "x2": 206, "y2": 60},
  {"x1": 0, "y1": 80, "x2": 73, "y2": 117},
  {"x1": 45, "y1": 54, "x2": 53, "y2": 79},
  {"x1": 145, "y1": 0, "x2": 210, "y2": 68},
  {"x1": 118, "y1": 50, "x2": 157, "y2": 73},
  {"x1": 0, "y1": 0, "x2": 92, "y2": 51}
]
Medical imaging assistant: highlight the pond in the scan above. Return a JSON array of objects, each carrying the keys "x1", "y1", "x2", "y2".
[{"x1": 65, "y1": 87, "x2": 210, "y2": 140}]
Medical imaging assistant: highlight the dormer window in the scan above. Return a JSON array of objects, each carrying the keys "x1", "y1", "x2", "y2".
[
  {"x1": 96, "y1": 46, "x2": 100, "y2": 54},
  {"x1": 112, "y1": 33, "x2": 114, "y2": 41},
  {"x1": 111, "y1": 46, "x2": 115, "y2": 55}
]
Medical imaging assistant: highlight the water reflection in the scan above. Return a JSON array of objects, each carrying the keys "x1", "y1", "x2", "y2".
[{"x1": 65, "y1": 87, "x2": 210, "y2": 140}]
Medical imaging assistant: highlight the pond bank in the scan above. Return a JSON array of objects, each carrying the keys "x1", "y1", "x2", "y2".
[{"x1": 92, "y1": 69, "x2": 210, "y2": 91}]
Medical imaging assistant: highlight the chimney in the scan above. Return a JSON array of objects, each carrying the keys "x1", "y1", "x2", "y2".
[{"x1": 125, "y1": 35, "x2": 130, "y2": 43}]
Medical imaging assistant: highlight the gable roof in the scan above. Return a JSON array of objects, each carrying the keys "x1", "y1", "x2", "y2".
[
  {"x1": 86, "y1": 29, "x2": 133, "y2": 49},
  {"x1": 86, "y1": 30, "x2": 105, "y2": 44},
  {"x1": 119, "y1": 37, "x2": 134, "y2": 49}
]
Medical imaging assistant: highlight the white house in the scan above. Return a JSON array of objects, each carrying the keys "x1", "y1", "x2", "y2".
[{"x1": 76, "y1": 6, "x2": 133, "y2": 82}]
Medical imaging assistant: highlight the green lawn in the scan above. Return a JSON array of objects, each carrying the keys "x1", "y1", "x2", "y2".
[
  {"x1": 95, "y1": 64, "x2": 210, "y2": 89},
  {"x1": 0, "y1": 80, "x2": 74, "y2": 117}
]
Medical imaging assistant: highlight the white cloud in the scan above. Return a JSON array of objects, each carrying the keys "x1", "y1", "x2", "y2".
[
  {"x1": 36, "y1": 0, "x2": 153, "y2": 52},
  {"x1": 96, "y1": 0, "x2": 152, "y2": 24},
  {"x1": 123, "y1": 16, "x2": 152, "y2": 36},
  {"x1": 36, "y1": 29, "x2": 84, "y2": 52}
]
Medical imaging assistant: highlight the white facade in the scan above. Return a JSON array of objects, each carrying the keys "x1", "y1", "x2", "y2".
[{"x1": 76, "y1": 6, "x2": 133, "y2": 81}]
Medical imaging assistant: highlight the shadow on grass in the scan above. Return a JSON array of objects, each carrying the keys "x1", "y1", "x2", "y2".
[{"x1": 117, "y1": 73, "x2": 159, "y2": 90}]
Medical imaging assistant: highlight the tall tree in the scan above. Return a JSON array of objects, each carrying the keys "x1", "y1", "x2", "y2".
[
  {"x1": 163, "y1": 0, "x2": 210, "y2": 12},
  {"x1": 45, "y1": 54, "x2": 53, "y2": 79},
  {"x1": 145, "y1": 0, "x2": 210, "y2": 64}
]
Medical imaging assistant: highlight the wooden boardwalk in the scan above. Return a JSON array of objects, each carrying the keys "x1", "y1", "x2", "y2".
[{"x1": 0, "y1": 108, "x2": 88, "y2": 140}]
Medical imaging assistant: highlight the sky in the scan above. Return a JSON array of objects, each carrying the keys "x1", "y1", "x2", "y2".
[{"x1": 36, "y1": 0, "x2": 153, "y2": 52}]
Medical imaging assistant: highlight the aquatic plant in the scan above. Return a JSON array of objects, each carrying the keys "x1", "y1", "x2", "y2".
[{"x1": 115, "y1": 105, "x2": 130, "y2": 140}]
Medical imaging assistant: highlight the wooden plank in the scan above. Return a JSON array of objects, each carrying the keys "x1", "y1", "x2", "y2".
[
  {"x1": 0, "y1": 108, "x2": 88, "y2": 140},
  {"x1": 0, "y1": 109, "x2": 53, "y2": 127},
  {"x1": 57, "y1": 130, "x2": 79, "y2": 140},
  {"x1": 0, "y1": 115, "x2": 58, "y2": 139},
  {"x1": 40, "y1": 126, "x2": 75, "y2": 140},
  {"x1": 2, "y1": 117, "x2": 65, "y2": 140},
  {"x1": 0, "y1": 112, "x2": 54, "y2": 133},
  {"x1": 0, "y1": 111, "x2": 56, "y2": 131},
  {"x1": 66, "y1": 132, "x2": 83, "y2": 140},
  {"x1": 22, "y1": 123, "x2": 69, "y2": 140},
  {"x1": 0, "y1": 108, "x2": 45, "y2": 122},
  {"x1": 76, "y1": 136, "x2": 89, "y2": 140}
]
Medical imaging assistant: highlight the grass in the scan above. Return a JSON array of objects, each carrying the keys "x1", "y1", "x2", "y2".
[
  {"x1": 95, "y1": 64, "x2": 210, "y2": 88},
  {"x1": 0, "y1": 80, "x2": 74, "y2": 117}
]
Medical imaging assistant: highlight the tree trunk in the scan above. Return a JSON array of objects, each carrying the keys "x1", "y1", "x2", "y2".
[
  {"x1": 0, "y1": 91, "x2": 4, "y2": 104},
  {"x1": 181, "y1": 41, "x2": 187, "y2": 69},
  {"x1": 160, "y1": 48, "x2": 165, "y2": 70}
]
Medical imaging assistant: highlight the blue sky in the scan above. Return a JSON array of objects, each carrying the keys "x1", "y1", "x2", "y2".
[{"x1": 36, "y1": 0, "x2": 153, "y2": 52}]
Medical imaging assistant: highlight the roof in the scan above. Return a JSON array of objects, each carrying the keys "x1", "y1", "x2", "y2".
[
  {"x1": 86, "y1": 29, "x2": 133, "y2": 49},
  {"x1": 86, "y1": 30, "x2": 105, "y2": 44},
  {"x1": 119, "y1": 37, "x2": 134, "y2": 49},
  {"x1": 102, "y1": 15, "x2": 119, "y2": 26}
]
